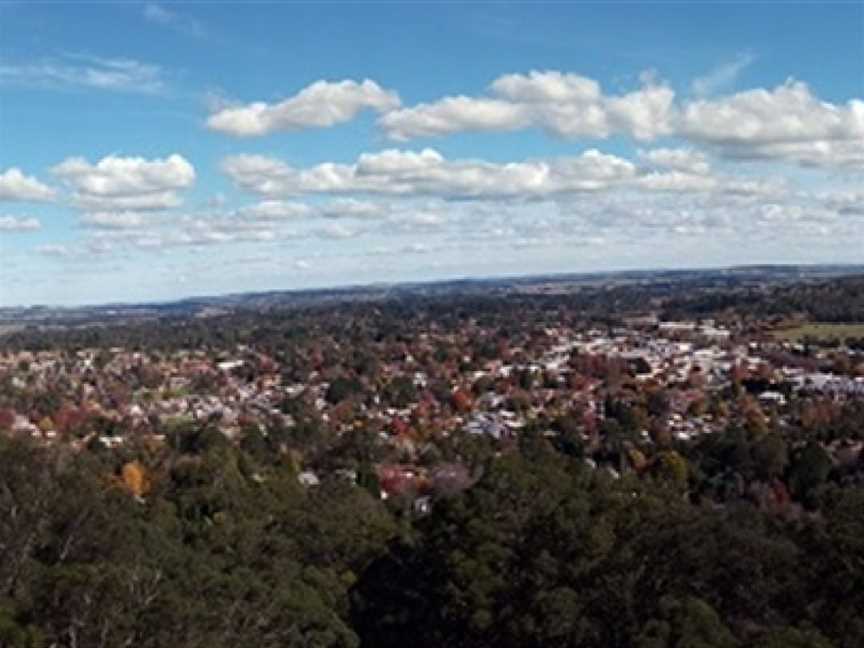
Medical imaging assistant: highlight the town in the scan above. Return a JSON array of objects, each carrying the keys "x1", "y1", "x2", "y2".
[
  {"x1": 2, "y1": 275, "x2": 864, "y2": 648},
  {"x1": 3, "y1": 280, "x2": 864, "y2": 511}
]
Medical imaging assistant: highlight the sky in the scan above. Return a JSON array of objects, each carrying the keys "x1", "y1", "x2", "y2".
[{"x1": 0, "y1": 1, "x2": 862, "y2": 307}]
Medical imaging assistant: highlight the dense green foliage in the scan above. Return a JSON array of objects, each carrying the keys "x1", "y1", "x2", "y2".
[
  {"x1": 353, "y1": 441, "x2": 863, "y2": 648},
  {"x1": 0, "y1": 434, "x2": 395, "y2": 648},
  {"x1": 1, "y1": 431, "x2": 863, "y2": 647}
]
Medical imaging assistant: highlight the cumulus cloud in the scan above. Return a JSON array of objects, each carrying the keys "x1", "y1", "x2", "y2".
[
  {"x1": 491, "y1": 71, "x2": 603, "y2": 103},
  {"x1": 375, "y1": 71, "x2": 862, "y2": 169},
  {"x1": 634, "y1": 171, "x2": 719, "y2": 193},
  {"x1": 203, "y1": 69, "x2": 862, "y2": 170},
  {"x1": 679, "y1": 80, "x2": 864, "y2": 167},
  {"x1": 53, "y1": 153, "x2": 195, "y2": 210},
  {"x1": 691, "y1": 52, "x2": 755, "y2": 97},
  {"x1": 638, "y1": 148, "x2": 711, "y2": 175},
  {"x1": 207, "y1": 79, "x2": 401, "y2": 136},
  {"x1": 0, "y1": 54, "x2": 166, "y2": 94},
  {"x1": 378, "y1": 96, "x2": 530, "y2": 139},
  {"x1": 603, "y1": 82, "x2": 677, "y2": 141},
  {"x1": 222, "y1": 147, "x2": 786, "y2": 203},
  {"x1": 222, "y1": 148, "x2": 637, "y2": 199},
  {"x1": 0, "y1": 215, "x2": 41, "y2": 231},
  {"x1": 718, "y1": 139, "x2": 864, "y2": 169},
  {"x1": 380, "y1": 70, "x2": 675, "y2": 141},
  {"x1": 238, "y1": 200, "x2": 312, "y2": 220},
  {"x1": 0, "y1": 168, "x2": 56, "y2": 202}
]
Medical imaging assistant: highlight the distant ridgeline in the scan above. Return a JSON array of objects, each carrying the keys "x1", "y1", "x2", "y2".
[
  {"x1": 662, "y1": 274, "x2": 864, "y2": 323},
  {"x1": 3, "y1": 268, "x2": 864, "y2": 351},
  {"x1": 1, "y1": 264, "x2": 862, "y2": 334}
]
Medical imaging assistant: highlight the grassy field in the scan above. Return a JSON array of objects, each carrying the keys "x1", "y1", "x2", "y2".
[{"x1": 773, "y1": 322, "x2": 864, "y2": 342}]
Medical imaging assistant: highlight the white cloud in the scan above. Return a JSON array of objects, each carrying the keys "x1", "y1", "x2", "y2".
[
  {"x1": 0, "y1": 54, "x2": 166, "y2": 94},
  {"x1": 222, "y1": 148, "x2": 637, "y2": 199},
  {"x1": 638, "y1": 148, "x2": 711, "y2": 175},
  {"x1": 719, "y1": 139, "x2": 864, "y2": 169},
  {"x1": 635, "y1": 171, "x2": 718, "y2": 193},
  {"x1": 378, "y1": 96, "x2": 530, "y2": 139},
  {"x1": 378, "y1": 71, "x2": 862, "y2": 169},
  {"x1": 387, "y1": 209, "x2": 447, "y2": 232},
  {"x1": 491, "y1": 70, "x2": 603, "y2": 103},
  {"x1": 221, "y1": 147, "x2": 811, "y2": 225},
  {"x1": 630, "y1": 170, "x2": 784, "y2": 199},
  {"x1": 0, "y1": 215, "x2": 41, "y2": 231},
  {"x1": 35, "y1": 176, "x2": 861, "y2": 272},
  {"x1": 53, "y1": 154, "x2": 195, "y2": 195},
  {"x1": 238, "y1": 200, "x2": 312, "y2": 220},
  {"x1": 691, "y1": 52, "x2": 755, "y2": 97},
  {"x1": 604, "y1": 83, "x2": 676, "y2": 141},
  {"x1": 553, "y1": 150, "x2": 640, "y2": 188},
  {"x1": 143, "y1": 3, "x2": 205, "y2": 38},
  {"x1": 207, "y1": 79, "x2": 401, "y2": 136},
  {"x1": 319, "y1": 198, "x2": 390, "y2": 219},
  {"x1": 72, "y1": 192, "x2": 183, "y2": 211},
  {"x1": 53, "y1": 153, "x2": 195, "y2": 211},
  {"x1": 379, "y1": 70, "x2": 675, "y2": 141},
  {"x1": 0, "y1": 168, "x2": 56, "y2": 202},
  {"x1": 679, "y1": 80, "x2": 864, "y2": 167}
]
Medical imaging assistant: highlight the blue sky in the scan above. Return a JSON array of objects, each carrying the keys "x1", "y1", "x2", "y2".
[{"x1": 1, "y1": 1, "x2": 862, "y2": 306}]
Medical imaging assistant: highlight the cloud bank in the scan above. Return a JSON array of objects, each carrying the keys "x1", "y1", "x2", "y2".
[{"x1": 207, "y1": 70, "x2": 864, "y2": 170}]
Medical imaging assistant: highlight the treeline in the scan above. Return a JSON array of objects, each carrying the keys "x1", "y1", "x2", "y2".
[
  {"x1": 662, "y1": 275, "x2": 864, "y2": 323},
  {"x1": 4, "y1": 272, "x2": 863, "y2": 357},
  {"x1": 1, "y1": 427, "x2": 863, "y2": 648},
  {"x1": 0, "y1": 295, "x2": 573, "y2": 354}
]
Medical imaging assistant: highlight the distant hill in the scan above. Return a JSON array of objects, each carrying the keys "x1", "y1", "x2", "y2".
[
  {"x1": 1, "y1": 264, "x2": 862, "y2": 332},
  {"x1": 663, "y1": 272, "x2": 864, "y2": 322}
]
